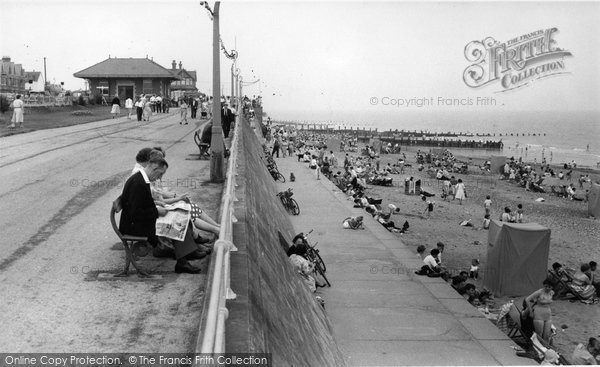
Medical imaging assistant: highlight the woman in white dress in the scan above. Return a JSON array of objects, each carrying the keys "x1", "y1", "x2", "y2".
[
  {"x1": 9, "y1": 94, "x2": 24, "y2": 128},
  {"x1": 454, "y1": 178, "x2": 466, "y2": 205}
]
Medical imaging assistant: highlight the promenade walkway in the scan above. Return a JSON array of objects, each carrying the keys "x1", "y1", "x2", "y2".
[
  {"x1": 0, "y1": 111, "x2": 221, "y2": 352},
  {"x1": 271, "y1": 156, "x2": 533, "y2": 366}
]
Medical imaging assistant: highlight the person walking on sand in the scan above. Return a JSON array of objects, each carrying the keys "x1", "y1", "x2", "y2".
[
  {"x1": 484, "y1": 195, "x2": 492, "y2": 216},
  {"x1": 9, "y1": 94, "x2": 24, "y2": 128},
  {"x1": 125, "y1": 97, "x2": 133, "y2": 120},
  {"x1": 110, "y1": 94, "x2": 121, "y2": 118},
  {"x1": 179, "y1": 98, "x2": 189, "y2": 125},
  {"x1": 454, "y1": 178, "x2": 466, "y2": 205}
]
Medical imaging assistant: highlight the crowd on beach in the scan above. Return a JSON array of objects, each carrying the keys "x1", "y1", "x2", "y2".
[{"x1": 264, "y1": 124, "x2": 600, "y2": 364}]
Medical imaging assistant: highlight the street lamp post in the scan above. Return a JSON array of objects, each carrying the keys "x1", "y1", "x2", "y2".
[{"x1": 202, "y1": 1, "x2": 225, "y2": 182}]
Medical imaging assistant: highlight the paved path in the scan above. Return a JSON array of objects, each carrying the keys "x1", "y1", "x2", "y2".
[
  {"x1": 272, "y1": 156, "x2": 534, "y2": 366},
  {"x1": 0, "y1": 113, "x2": 221, "y2": 352}
]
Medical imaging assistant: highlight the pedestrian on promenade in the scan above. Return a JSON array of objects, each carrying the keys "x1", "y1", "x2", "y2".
[
  {"x1": 143, "y1": 98, "x2": 152, "y2": 121},
  {"x1": 221, "y1": 103, "x2": 232, "y2": 138},
  {"x1": 125, "y1": 97, "x2": 133, "y2": 119},
  {"x1": 155, "y1": 95, "x2": 162, "y2": 113},
  {"x1": 136, "y1": 95, "x2": 144, "y2": 121},
  {"x1": 190, "y1": 98, "x2": 198, "y2": 119},
  {"x1": 110, "y1": 94, "x2": 121, "y2": 118},
  {"x1": 150, "y1": 95, "x2": 157, "y2": 113},
  {"x1": 271, "y1": 133, "x2": 281, "y2": 158},
  {"x1": 179, "y1": 98, "x2": 188, "y2": 125},
  {"x1": 200, "y1": 98, "x2": 208, "y2": 119},
  {"x1": 9, "y1": 94, "x2": 24, "y2": 128}
]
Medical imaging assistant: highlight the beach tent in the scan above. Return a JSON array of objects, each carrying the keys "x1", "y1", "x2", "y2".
[
  {"x1": 589, "y1": 182, "x2": 600, "y2": 218},
  {"x1": 490, "y1": 156, "x2": 506, "y2": 174},
  {"x1": 484, "y1": 220, "x2": 550, "y2": 297}
]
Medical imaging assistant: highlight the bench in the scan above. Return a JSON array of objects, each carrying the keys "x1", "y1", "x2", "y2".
[
  {"x1": 193, "y1": 130, "x2": 210, "y2": 160},
  {"x1": 110, "y1": 195, "x2": 153, "y2": 277}
]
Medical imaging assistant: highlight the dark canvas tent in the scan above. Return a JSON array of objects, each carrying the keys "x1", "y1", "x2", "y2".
[
  {"x1": 490, "y1": 156, "x2": 506, "y2": 174},
  {"x1": 484, "y1": 220, "x2": 551, "y2": 297},
  {"x1": 589, "y1": 182, "x2": 600, "y2": 218}
]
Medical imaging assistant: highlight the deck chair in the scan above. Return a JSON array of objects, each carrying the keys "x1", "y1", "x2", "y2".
[
  {"x1": 529, "y1": 333, "x2": 570, "y2": 365},
  {"x1": 549, "y1": 269, "x2": 596, "y2": 301},
  {"x1": 110, "y1": 196, "x2": 152, "y2": 277},
  {"x1": 193, "y1": 130, "x2": 210, "y2": 160},
  {"x1": 505, "y1": 302, "x2": 536, "y2": 348}
]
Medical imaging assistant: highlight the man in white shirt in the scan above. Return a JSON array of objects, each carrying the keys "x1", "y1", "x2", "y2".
[
  {"x1": 9, "y1": 94, "x2": 24, "y2": 128},
  {"x1": 155, "y1": 95, "x2": 163, "y2": 113},
  {"x1": 149, "y1": 95, "x2": 157, "y2": 113}
]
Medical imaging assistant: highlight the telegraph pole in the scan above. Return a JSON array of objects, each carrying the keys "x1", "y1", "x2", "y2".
[{"x1": 209, "y1": 1, "x2": 224, "y2": 182}]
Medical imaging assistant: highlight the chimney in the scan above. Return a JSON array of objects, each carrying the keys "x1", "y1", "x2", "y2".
[
  {"x1": 179, "y1": 61, "x2": 182, "y2": 69},
  {"x1": 172, "y1": 60, "x2": 176, "y2": 69}
]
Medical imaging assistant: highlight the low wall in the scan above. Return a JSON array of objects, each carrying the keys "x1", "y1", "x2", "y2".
[{"x1": 227, "y1": 118, "x2": 345, "y2": 366}]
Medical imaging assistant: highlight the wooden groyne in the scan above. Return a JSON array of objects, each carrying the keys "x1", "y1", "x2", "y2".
[{"x1": 273, "y1": 122, "x2": 504, "y2": 149}]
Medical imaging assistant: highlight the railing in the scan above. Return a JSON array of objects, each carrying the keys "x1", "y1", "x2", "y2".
[{"x1": 198, "y1": 114, "x2": 241, "y2": 354}]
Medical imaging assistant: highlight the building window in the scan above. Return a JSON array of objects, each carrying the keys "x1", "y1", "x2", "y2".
[{"x1": 143, "y1": 79, "x2": 153, "y2": 94}]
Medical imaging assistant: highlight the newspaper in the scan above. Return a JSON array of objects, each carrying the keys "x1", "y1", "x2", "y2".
[{"x1": 155, "y1": 202, "x2": 191, "y2": 241}]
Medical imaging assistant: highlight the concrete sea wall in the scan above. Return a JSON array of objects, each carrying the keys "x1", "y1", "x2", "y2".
[{"x1": 226, "y1": 119, "x2": 345, "y2": 366}]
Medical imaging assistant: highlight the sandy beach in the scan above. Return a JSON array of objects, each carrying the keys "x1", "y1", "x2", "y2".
[{"x1": 321, "y1": 138, "x2": 600, "y2": 359}]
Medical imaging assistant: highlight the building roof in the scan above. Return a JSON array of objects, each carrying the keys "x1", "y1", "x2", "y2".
[
  {"x1": 73, "y1": 58, "x2": 181, "y2": 79},
  {"x1": 24, "y1": 71, "x2": 41, "y2": 82},
  {"x1": 172, "y1": 68, "x2": 197, "y2": 81}
]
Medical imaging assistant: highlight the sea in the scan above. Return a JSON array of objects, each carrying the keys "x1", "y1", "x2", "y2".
[{"x1": 273, "y1": 109, "x2": 600, "y2": 168}]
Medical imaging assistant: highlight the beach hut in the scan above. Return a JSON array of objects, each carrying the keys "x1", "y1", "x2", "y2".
[
  {"x1": 484, "y1": 220, "x2": 550, "y2": 297},
  {"x1": 588, "y1": 182, "x2": 600, "y2": 218}
]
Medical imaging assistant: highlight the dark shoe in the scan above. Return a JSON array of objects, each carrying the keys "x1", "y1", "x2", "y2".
[
  {"x1": 186, "y1": 249, "x2": 209, "y2": 260},
  {"x1": 194, "y1": 235, "x2": 211, "y2": 244},
  {"x1": 198, "y1": 244, "x2": 213, "y2": 254},
  {"x1": 175, "y1": 261, "x2": 201, "y2": 274}
]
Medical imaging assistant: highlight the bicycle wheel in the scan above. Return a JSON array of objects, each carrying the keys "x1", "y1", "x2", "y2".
[
  {"x1": 289, "y1": 198, "x2": 300, "y2": 215},
  {"x1": 283, "y1": 198, "x2": 295, "y2": 215},
  {"x1": 313, "y1": 249, "x2": 326, "y2": 273},
  {"x1": 276, "y1": 172, "x2": 286, "y2": 183},
  {"x1": 314, "y1": 261, "x2": 331, "y2": 287},
  {"x1": 279, "y1": 195, "x2": 288, "y2": 210}
]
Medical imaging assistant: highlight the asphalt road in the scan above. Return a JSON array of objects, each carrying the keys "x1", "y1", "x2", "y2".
[{"x1": 0, "y1": 112, "x2": 222, "y2": 352}]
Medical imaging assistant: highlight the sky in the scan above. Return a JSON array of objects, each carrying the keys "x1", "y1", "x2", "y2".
[{"x1": 1, "y1": 0, "x2": 599, "y2": 123}]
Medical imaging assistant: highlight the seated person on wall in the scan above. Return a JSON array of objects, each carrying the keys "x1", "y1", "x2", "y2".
[
  {"x1": 415, "y1": 249, "x2": 449, "y2": 280},
  {"x1": 463, "y1": 283, "x2": 492, "y2": 306},
  {"x1": 342, "y1": 215, "x2": 365, "y2": 230},
  {"x1": 120, "y1": 157, "x2": 202, "y2": 274},
  {"x1": 287, "y1": 234, "x2": 326, "y2": 292},
  {"x1": 451, "y1": 271, "x2": 470, "y2": 295}
]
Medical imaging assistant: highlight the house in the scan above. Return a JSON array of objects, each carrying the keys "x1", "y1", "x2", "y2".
[
  {"x1": 73, "y1": 57, "x2": 180, "y2": 101},
  {"x1": 1, "y1": 56, "x2": 27, "y2": 94},
  {"x1": 169, "y1": 60, "x2": 199, "y2": 101},
  {"x1": 24, "y1": 71, "x2": 44, "y2": 93}
]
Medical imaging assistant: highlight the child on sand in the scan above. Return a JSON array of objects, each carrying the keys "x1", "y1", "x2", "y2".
[
  {"x1": 423, "y1": 197, "x2": 434, "y2": 219},
  {"x1": 482, "y1": 214, "x2": 491, "y2": 229},
  {"x1": 470, "y1": 259, "x2": 480, "y2": 279},
  {"x1": 516, "y1": 204, "x2": 524, "y2": 223},
  {"x1": 484, "y1": 195, "x2": 492, "y2": 216}
]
